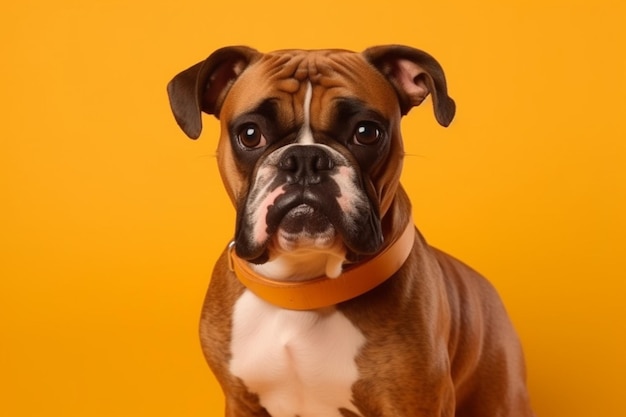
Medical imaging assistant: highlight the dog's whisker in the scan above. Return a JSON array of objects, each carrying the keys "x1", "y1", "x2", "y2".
[
  {"x1": 196, "y1": 153, "x2": 217, "y2": 159},
  {"x1": 403, "y1": 152, "x2": 429, "y2": 160}
]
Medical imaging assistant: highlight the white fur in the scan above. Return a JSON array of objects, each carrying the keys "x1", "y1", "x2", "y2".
[
  {"x1": 297, "y1": 82, "x2": 315, "y2": 145},
  {"x1": 253, "y1": 238, "x2": 347, "y2": 280},
  {"x1": 230, "y1": 290, "x2": 365, "y2": 417}
]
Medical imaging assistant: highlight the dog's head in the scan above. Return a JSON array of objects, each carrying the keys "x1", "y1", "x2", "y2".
[{"x1": 167, "y1": 45, "x2": 454, "y2": 279}]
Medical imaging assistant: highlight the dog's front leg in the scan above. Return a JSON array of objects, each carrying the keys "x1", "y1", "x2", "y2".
[{"x1": 350, "y1": 357, "x2": 456, "y2": 417}]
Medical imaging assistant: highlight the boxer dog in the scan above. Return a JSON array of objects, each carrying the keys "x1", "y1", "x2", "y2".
[{"x1": 167, "y1": 45, "x2": 535, "y2": 417}]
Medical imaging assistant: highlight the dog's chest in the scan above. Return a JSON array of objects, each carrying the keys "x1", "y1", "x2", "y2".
[{"x1": 229, "y1": 290, "x2": 365, "y2": 417}]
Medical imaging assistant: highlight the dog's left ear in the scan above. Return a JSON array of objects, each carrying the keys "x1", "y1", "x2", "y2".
[
  {"x1": 363, "y1": 45, "x2": 456, "y2": 127},
  {"x1": 167, "y1": 46, "x2": 260, "y2": 139}
]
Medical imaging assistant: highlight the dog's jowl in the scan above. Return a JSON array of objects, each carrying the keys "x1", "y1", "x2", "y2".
[{"x1": 167, "y1": 45, "x2": 535, "y2": 417}]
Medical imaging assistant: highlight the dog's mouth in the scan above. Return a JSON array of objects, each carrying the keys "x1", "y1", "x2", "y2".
[
  {"x1": 279, "y1": 204, "x2": 331, "y2": 234},
  {"x1": 265, "y1": 190, "x2": 342, "y2": 251},
  {"x1": 274, "y1": 204, "x2": 337, "y2": 251},
  {"x1": 234, "y1": 185, "x2": 383, "y2": 265}
]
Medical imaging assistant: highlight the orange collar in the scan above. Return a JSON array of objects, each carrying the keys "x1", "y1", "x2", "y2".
[{"x1": 228, "y1": 220, "x2": 415, "y2": 310}]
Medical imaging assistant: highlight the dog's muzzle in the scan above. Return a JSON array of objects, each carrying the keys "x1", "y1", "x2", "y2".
[{"x1": 233, "y1": 144, "x2": 383, "y2": 264}]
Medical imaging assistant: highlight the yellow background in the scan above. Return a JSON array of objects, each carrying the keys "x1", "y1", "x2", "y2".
[{"x1": 2, "y1": 0, "x2": 625, "y2": 416}]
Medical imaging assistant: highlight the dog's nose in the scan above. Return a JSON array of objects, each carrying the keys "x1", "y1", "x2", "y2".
[{"x1": 278, "y1": 145, "x2": 334, "y2": 185}]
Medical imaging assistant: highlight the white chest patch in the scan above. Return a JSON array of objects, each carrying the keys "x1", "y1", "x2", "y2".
[{"x1": 230, "y1": 290, "x2": 365, "y2": 417}]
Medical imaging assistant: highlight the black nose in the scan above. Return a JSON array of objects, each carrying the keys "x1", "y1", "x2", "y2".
[{"x1": 278, "y1": 145, "x2": 335, "y2": 185}]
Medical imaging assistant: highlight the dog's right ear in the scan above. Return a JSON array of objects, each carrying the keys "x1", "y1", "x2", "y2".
[
  {"x1": 363, "y1": 45, "x2": 456, "y2": 127},
  {"x1": 167, "y1": 46, "x2": 260, "y2": 139}
]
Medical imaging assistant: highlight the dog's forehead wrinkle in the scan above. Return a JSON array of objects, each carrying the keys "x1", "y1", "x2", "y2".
[
  {"x1": 257, "y1": 50, "x2": 370, "y2": 92},
  {"x1": 237, "y1": 51, "x2": 383, "y2": 143}
]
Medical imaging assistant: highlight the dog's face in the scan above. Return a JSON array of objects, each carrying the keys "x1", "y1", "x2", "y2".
[
  {"x1": 218, "y1": 50, "x2": 404, "y2": 269},
  {"x1": 168, "y1": 46, "x2": 455, "y2": 278}
]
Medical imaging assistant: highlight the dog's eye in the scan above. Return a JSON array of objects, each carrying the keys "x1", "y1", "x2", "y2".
[
  {"x1": 237, "y1": 123, "x2": 266, "y2": 149},
  {"x1": 353, "y1": 122, "x2": 383, "y2": 146}
]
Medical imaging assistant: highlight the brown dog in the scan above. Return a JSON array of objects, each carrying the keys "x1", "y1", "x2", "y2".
[{"x1": 167, "y1": 45, "x2": 535, "y2": 417}]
